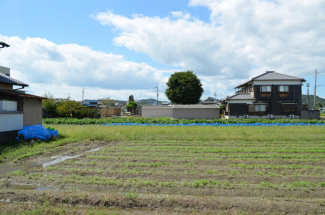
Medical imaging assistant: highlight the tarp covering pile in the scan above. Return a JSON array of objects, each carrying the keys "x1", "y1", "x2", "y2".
[
  {"x1": 17, "y1": 124, "x2": 58, "y2": 141},
  {"x1": 103, "y1": 123, "x2": 325, "y2": 126}
]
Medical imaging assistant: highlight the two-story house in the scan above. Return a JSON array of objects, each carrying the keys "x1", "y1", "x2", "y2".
[{"x1": 224, "y1": 71, "x2": 306, "y2": 119}]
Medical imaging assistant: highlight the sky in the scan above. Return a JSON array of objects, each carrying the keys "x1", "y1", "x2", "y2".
[{"x1": 0, "y1": 0, "x2": 324, "y2": 101}]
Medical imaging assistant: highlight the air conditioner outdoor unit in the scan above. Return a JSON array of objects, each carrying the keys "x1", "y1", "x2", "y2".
[
  {"x1": 244, "y1": 115, "x2": 249, "y2": 119},
  {"x1": 268, "y1": 114, "x2": 274, "y2": 119},
  {"x1": 289, "y1": 114, "x2": 295, "y2": 119}
]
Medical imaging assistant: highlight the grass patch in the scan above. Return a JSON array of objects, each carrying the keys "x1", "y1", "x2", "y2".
[{"x1": 1, "y1": 125, "x2": 325, "y2": 163}]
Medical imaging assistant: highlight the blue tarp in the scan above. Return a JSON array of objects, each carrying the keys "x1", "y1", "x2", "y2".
[
  {"x1": 17, "y1": 124, "x2": 58, "y2": 141},
  {"x1": 103, "y1": 123, "x2": 325, "y2": 126}
]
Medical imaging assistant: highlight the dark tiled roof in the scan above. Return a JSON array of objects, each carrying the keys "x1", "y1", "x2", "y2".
[
  {"x1": 227, "y1": 93, "x2": 254, "y2": 100},
  {"x1": 0, "y1": 89, "x2": 45, "y2": 99},
  {"x1": 0, "y1": 73, "x2": 28, "y2": 87},
  {"x1": 236, "y1": 71, "x2": 305, "y2": 88},
  {"x1": 253, "y1": 71, "x2": 305, "y2": 81}
]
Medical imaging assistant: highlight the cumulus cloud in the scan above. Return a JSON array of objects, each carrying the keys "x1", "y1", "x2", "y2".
[
  {"x1": 0, "y1": 35, "x2": 170, "y2": 100},
  {"x1": 93, "y1": 0, "x2": 325, "y2": 96}
]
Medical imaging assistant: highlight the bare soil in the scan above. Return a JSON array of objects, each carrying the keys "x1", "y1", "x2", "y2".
[{"x1": 1, "y1": 140, "x2": 325, "y2": 214}]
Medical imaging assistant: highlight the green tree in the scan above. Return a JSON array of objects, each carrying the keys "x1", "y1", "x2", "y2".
[
  {"x1": 126, "y1": 101, "x2": 137, "y2": 114},
  {"x1": 316, "y1": 102, "x2": 323, "y2": 110},
  {"x1": 42, "y1": 93, "x2": 60, "y2": 118},
  {"x1": 56, "y1": 101, "x2": 98, "y2": 118},
  {"x1": 165, "y1": 71, "x2": 204, "y2": 104}
]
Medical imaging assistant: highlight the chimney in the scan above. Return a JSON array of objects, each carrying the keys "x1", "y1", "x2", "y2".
[{"x1": 0, "y1": 66, "x2": 10, "y2": 76}]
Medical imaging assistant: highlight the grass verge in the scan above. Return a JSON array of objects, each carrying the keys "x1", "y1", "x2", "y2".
[{"x1": 1, "y1": 124, "x2": 324, "y2": 163}]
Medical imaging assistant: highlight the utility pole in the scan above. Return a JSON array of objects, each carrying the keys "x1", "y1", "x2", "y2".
[
  {"x1": 156, "y1": 86, "x2": 159, "y2": 105},
  {"x1": 306, "y1": 83, "x2": 310, "y2": 108},
  {"x1": 314, "y1": 69, "x2": 317, "y2": 109},
  {"x1": 82, "y1": 88, "x2": 84, "y2": 101}
]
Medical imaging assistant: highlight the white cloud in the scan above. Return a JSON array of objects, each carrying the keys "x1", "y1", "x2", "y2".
[
  {"x1": 93, "y1": 0, "x2": 325, "y2": 98},
  {"x1": 0, "y1": 35, "x2": 171, "y2": 101}
]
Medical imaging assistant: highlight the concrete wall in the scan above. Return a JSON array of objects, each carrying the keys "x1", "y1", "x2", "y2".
[
  {"x1": 0, "y1": 113, "x2": 23, "y2": 132},
  {"x1": 23, "y1": 98, "x2": 42, "y2": 126},
  {"x1": 142, "y1": 106, "x2": 173, "y2": 118},
  {"x1": 173, "y1": 108, "x2": 220, "y2": 119},
  {"x1": 301, "y1": 110, "x2": 320, "y2": 119}
]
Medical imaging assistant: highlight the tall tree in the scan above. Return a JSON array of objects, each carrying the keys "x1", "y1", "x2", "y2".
[
  {"x1": 126, "y1": 101, "x2": 137, "y2": 114},
  {"x1": 42, "y1": 93, "x2": 59, "y2": 118},
  {"x1": 165, "y1": 71, "x2": 204, "y2": 104}
]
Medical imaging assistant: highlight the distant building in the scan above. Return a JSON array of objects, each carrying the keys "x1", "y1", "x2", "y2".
[
  {"x1": 81, "y1": 99, "x2": 101, "y2": 109},
  {"x1": 201, "y1": 97, "x2": 220, "y2": 105}
]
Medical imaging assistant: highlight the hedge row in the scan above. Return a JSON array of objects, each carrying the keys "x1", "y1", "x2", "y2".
[{"x1": 43, "y1": 117, "x2": 324, "y2": 125}]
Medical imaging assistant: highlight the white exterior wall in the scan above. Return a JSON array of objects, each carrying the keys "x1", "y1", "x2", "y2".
[
  {"x1": 142, "y1": 106, "x2": 173, "y2": 118},
  {"x1": 0, "y1": 114, "x2": 23, "y2": 132},
  {"x1": 0, "y1": 100, "x2": 17, "y2": 111}
]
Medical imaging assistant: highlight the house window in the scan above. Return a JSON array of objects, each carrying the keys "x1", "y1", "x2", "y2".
[
  {"x1": 260, "y1": 86, "x2": 271, "y2": 92},
  {"x1": 282, "y1": 103, "x2": 296, "y2": 112},
  {"x1": 255, "y1": 104, "x2": 266, "y2": 112},
  {"x1": 278, "y1": 86, "x2": 289, "y2": 92},
  {"x1": 249, "y1": 86, "x2": 253, "y2": 92}
]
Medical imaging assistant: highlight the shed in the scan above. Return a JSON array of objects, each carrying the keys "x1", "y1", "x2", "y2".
[
  {"x1": 173, "y1": 105, "x2": 220, "y2": 119},
  {"x1": 142, "y1": 104, "x2": 220, "y2": 119},
  {"x1": 142, "y1": 106, "x2": 173, "y2": 118}
]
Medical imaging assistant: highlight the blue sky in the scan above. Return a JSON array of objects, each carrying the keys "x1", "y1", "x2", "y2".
[
  {"x1": 0, "y1": 0, "x2": 324, "y2": 101},
  {"x1": 0, "y1": 0, "x2": 209, "y2": 69}
]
